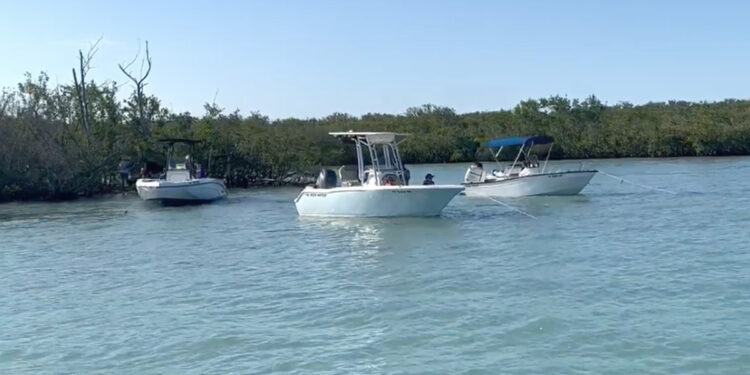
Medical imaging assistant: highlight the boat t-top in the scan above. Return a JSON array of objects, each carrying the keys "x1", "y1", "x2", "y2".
[
  {"x1": 295, "y1": 131, "x2": 464, "y2": 217},
  {"x1": 136, "y1": 139, "x2": 228, "y2": 205},
  {"x1": 463, "y1": 136, "x2": 597, "y2": 197}
]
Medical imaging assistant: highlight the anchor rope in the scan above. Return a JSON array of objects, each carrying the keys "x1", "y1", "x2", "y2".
[
  {"x1": 598, "y1": 170, "x2": 677, "y2": 195},
  {"x1": 480, "y1": 195, "x2": 538, "y2": 220}
]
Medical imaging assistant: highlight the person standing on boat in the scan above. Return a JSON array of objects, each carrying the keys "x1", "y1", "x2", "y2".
[
  {"x1": 422, "y1": 173, "x2": 435, "y2": 185},
  {"x1": 185, "y1": 155, "x2": 196, "y2": 178}
]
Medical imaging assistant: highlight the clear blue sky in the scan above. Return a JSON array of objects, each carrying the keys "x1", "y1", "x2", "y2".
[{"x1": 1, "y1": 0, "x2": 749, "y2": 119}]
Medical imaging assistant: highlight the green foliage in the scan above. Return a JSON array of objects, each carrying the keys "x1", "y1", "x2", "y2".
[{"x1": 2, "y1": 71, "x2": 750, "y2": 202}]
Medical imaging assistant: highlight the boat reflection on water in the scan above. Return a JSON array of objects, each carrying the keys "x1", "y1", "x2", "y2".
[{"x1": 298, "y1": 216, "x2": 462, "y2": 252}]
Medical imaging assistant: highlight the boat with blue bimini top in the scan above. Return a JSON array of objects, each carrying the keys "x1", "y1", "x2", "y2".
[
  {"x1": 295, "y1": 131, "x2": 464, "y2": 217},
  {"x1": 136, "y1": 139, "x2": 227, "y2": 205},
  {"x1": 463, "y1": 136, "x2": 597, "y2": 198}
]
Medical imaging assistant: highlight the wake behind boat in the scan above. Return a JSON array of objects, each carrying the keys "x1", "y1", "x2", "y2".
[
  {"x1": 463, "y1": 136, "x2": 597, "y2": 198},
  {"x1": 295, "y1": 132, "x2": 464, "y2": 217},
  {"x1": 136, "y1": 139, "x2": 227, "y2": 205}
]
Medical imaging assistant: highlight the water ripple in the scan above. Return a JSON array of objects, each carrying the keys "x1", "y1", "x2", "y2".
[{"x1": 2, "y1": 159, "x2": 750, "y2": 374}]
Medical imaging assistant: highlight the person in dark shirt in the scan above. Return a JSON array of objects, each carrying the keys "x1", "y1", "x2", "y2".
[
  {"x1": 422, "y1": 173, "x2": 435, "y2": 185},
  {"x1": 185, "y1": 155, "x2": 196, "y2": 178}
]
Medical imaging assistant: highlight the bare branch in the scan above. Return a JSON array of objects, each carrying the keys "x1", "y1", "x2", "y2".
[
  {"x1": 88, "y1": 36, "x2": 103, "y2": 56},
  {"x1": 72, "y1": 68, "x2": 79, "y2": 93},
  {"x1": 121, "y1": 38, "x2": 142, "y2": 72},
  {"x1": 73, "y1": 55, "x2": 91, "y2": 142},
  {"x1": 83, "y1": 36, "x2": 103, "y2": 72},
  {"x1": 79, "y1": 51, "x2": 86, "y2": 80},
  {"x1": 118, "y1": 63, "x2": 138, "y2": 84},
  {"x1": 118, "y1": 41, "x2": 151, "y2": 86},
  {"x1": 118, "y1": 40, "x2": 152, "y2": 138},
  {"x1": 138, "y1": 41, "x2": 152, "y2": 86}
]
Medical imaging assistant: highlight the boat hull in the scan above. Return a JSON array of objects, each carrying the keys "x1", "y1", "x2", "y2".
[
  {"x1": 464, "y1": 170, "x2": 596, "y2": 198},
  {"x1": 294, "y1": 185, "x2": 464, "y2": 217},
  {"x1": 136, "y1": 178, "x2": 228, "y2": 204}
]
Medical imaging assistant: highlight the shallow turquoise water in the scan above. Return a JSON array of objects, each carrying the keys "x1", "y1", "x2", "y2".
[{"x1": 2, "y1": 157, "x2": 750, "y2": 374}]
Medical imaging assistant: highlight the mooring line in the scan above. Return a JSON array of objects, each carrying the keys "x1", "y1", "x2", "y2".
[
  {"x1": 598, "y1": 170, "x2": 677, "y2": 195},
  {"x1": 481, "y1": 195, "x2": 538, "y2": 220}
]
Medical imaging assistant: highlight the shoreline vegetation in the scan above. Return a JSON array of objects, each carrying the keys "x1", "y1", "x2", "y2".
[{"x1": 3, "y1": 43, "x2": 750, "y2": 202}]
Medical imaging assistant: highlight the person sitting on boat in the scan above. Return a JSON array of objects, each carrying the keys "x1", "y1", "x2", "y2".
[
  {"x1": 422, "y1": 173, "x2": 435, "y2": 185},
  {"x1": 382, "y1": 174, "x2": 399, "y2": 186},
  {"x1": 519, "y1": 155, "x2": 539, "y2": 177},
  {"x1": 525, "y1": 154, "x2": 539, "y2": 168},
  {"x1": 464, "y1": 162, "x2": 485, "y2": 183}
]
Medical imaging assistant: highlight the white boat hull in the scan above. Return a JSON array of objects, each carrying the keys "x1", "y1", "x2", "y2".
[
  {"x1": 136, "y1": 178, "x2": 228, "y2": 204},
  {"x1": 295, "y1": 185, "x2": 464, "y2": 217},
  {"x1": 464, "y1": 170, "x2": 596, "y2": 198}
]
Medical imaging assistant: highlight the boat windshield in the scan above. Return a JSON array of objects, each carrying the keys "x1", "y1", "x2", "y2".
[
  {"x1": 366, "y1": 143, "x2": 400, "y2": 170},
  {"x1": 172, "y1": 157, "x2": 188, "y2": 170},
  {"x1": 330, "y1": 132, "x2": 408, "y2": 186},
  {"x1": 162, "y1": 141, "x2": 201, "y2": 179}
]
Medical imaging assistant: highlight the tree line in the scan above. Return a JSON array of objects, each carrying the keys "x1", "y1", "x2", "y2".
[{"x1": 2, "y1": 43, "x2": 750, "y2": 201}]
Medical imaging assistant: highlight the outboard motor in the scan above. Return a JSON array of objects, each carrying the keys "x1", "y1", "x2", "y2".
[
  {"x1": 315, "y1": 169, "x2": 338, "y2": 189},
  {"x1": 403, "y1": 168, "x2": 411, "y2": 185}
]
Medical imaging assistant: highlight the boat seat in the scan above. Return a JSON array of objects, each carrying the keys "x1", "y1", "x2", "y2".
[
  {"x1": 338, "y1": 165, "x2": 361, "y2": 186},
  {"x1": 464, "y1": 165, "x2": 485, "y2": 183}
]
